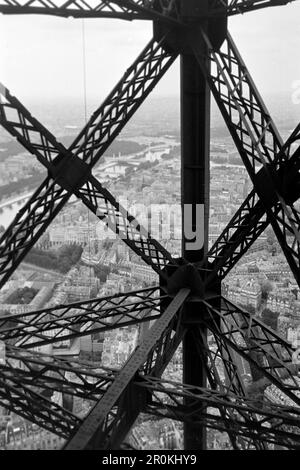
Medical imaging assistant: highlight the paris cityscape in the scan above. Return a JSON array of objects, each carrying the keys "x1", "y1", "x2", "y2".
[
  {"x1": 0, "y1": 88, "x2": 299, "y2": 449},
  {"x1": 0, "y1": 0, "x2": 299, "y2": 453}
]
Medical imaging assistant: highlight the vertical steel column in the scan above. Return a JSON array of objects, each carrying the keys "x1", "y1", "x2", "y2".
[{"x1": 181, "y1": 51, "x2": 210, "y2": 450}]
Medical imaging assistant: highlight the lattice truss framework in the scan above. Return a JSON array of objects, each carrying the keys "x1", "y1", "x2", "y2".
[{"x1": 0, "y1": 0, "x2": 299, "y2": 450}]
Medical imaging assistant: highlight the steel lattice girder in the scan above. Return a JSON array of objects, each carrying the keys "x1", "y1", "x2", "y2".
[
  {"x1": 2, "y1": 289, "x2": 291, "y2": 448},
  {"x1": 0, "y1": 286, "x2": 166, "y2": 348},
  {"x1": 139, "y1": 376, "x2": 300, "y2": 449},
  {"x1": 194, "y1": 31, "x2": 300, "y2": 288},
  {"x1": 0, "y1": 0, "x2": 179, "y2": 22},
  {"x1": 184, "y1": 325, "x2": 266, "y2": 449},
  {"x1": 0, "y1": 0, "x2": 294, "y2": 19},
  {"x1": 210, "y1": 0, "x2": 296, "y2": 16},
  {"x1": 64, "y1": 288, "x2": 190, "y2": 449},
  {"x1": 201, "y1": 297, "x2": 300, "y2": 406},
  {"x1": 0, "y1": 290, "x2": 189, "y2": 447},
  {"x1": 0, "y1": 30, "x2": 184, "y2": 449},
  {"x1": 2, "y1": 345, "x2": 115, "y2": 400},
  {"x1": 145, "y1": 403, "x2": 300, "y2": 449},
  {"x1": 204, "y1": 189, "x2": 267, "y2": 280},
  {"x1": 0, "y1": 373, "x2": 80, "y2": 438},
  {"x1": 0, "y1": 37, "x2": 177, "y2": 287},
  {"x1": 2, "y1": 349, "x2": 300, "y2": 449},
  {"x1": 0, "y1": 0, "x2": 299, "y2": 451},
  {"x1": 203, "y1": 124, "x2": 300, "y2": 282}
]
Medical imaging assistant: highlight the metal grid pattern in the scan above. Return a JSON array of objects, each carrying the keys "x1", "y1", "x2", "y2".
[{"x1": 0, "y1": 0, "x2": 299, "y2": 451}]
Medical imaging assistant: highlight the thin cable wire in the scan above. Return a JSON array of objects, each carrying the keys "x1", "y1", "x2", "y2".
[
  {"x1": 81, "y1": 19, "x2": 94, "y2": 361},
  {"x1": 81, "y1": 19, "x2": 88, "y2": 124}
]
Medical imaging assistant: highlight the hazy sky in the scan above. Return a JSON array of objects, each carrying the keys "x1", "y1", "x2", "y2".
[{"x1": 0, "y1": 2, "x2": 299, "y2": 104}]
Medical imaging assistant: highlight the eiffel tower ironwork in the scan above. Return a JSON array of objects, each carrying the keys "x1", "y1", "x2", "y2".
[{"x1": 0, "y1": 0, "x2": 300, "y2": 450}]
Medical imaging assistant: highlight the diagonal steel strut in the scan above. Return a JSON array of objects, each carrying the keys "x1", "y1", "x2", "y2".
[
  {"x1": 203, "y1": 124, "x2": 300, "y2": 282},
  {"x1": 0, "y1": 286, "x2": 166, "y2": 348},
  {"x1": 64, "y1": 287, "x2": 190, "y2": 450},
  {"x1": 194, "y1": 31, "x2": 300, "y2": 288},
  {"x1": 0, "y1": 36, "x2": 177, "y2": 287},
  {"x1": 210, "y1": 0, "x2": 296, "y2": 16},
  {"x1": 202, "y1": 296, "x2": 300, "y2": 407},
  {"x1": 0, "y1": 0, "x2": 181, "y2": 23}
]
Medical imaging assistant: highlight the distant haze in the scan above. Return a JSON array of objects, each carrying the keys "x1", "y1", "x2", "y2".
[
  {"x1": 0, "y1": 2, "x2": 300, "y2": 102},
  {"x1": 0, "y1": 2, "x2": 299, "y2": 147},
  {"x1": 0, "y1": 91, "x2": 297, "y2": 148}
]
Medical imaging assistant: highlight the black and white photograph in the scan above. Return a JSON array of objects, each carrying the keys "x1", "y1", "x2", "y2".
[{"x1": 0, "y1": 0, "x2": 299, "y2": 454}]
